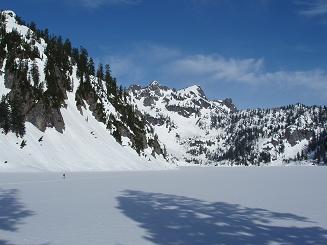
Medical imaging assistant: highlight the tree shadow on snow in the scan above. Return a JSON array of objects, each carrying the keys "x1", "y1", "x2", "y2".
[
  {"x1": 117, "y1": 190, "x2": 327, "y2": 245},
  {"x1": 0, "y1": 188, "x2": 35, "y2": 245}
]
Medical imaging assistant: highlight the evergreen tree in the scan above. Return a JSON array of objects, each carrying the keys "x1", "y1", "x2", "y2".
[
  {"x1": 44, "y1": 52, "x2": 64, "y2": 106},
  {"x1": 0, "y1": 96, "x2": 10, "y2": 134},
  {"x1": 63, "y1": 38, "x2": 72, "y2": 57},
  {"x1": 119, "y1": 85, "x2": 123, "y2": 98},
  {"x1": 305, "y1": 129, "x2": 327, "y2": 164},
  {"x1": 96, "y1": 63, "x2": 104, "y2": 81},
  {"x1": 29, "y1": 21, "x2": 36, "y2": 32},
  {"x1": 88, "y1": 57, "x2": 95, "y2": 76},
  {"x1": 77, "y1": 47, "x2": 89, "y2": 82},
  {"x1": 105, "y1": 64, "x2": 117, "y2": 96},
  {"x1": 31, "y1": 60, "x2": 40, "y2": 87},
  {"x1": 9, "y1": 96, "x2": 25, "y2": 137},
  {"x1": 96, "y1": 63, "x2": 104, "y2": 90}
]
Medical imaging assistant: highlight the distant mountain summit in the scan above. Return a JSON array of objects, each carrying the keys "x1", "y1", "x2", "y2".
[{"x1": 128, "y1": 81, "x2": 326, "y2": 165}]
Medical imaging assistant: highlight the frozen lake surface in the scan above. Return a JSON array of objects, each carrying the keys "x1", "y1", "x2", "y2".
[{"x1": 0, "y1": 166, "x2": 327, "y2": 244}]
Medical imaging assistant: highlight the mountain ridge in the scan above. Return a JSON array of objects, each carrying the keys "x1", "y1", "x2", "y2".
[
  {"x1": 128, "y1": 80, "x2": 326, "y2": 165},
  {"x1": 0, "y1": 10, "x2": 326, "y2": 171}
]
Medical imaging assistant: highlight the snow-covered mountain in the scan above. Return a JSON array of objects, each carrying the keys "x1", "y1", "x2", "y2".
[
  {"x1": 0, "y1": 10, "x2": 170, "y2": 171},
  {"x1": 0, "y1": 10, "x2": 326, "y2": 171},
  {"x1": 129, "y1": 81, "x2": 327, "y2": 166},
  {"x1": 128, "y1": 81, "x2": 236, "y2": 164}
]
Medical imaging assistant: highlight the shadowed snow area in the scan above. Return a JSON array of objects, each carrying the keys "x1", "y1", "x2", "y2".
[
  {"x1": 0, "y1": 189, "x2": 35, "y2": 245},
  {"x1": 0, "y1": 167, "x2": 326, "y2": 244},
  {"x1": 117, "y1": 190, "x2": 327, "y2": 245}
]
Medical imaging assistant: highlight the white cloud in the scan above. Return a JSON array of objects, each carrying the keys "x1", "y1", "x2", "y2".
[
  {"x1": 169, "y1": 55, "x2": 264, "y2": 85},
  {"x1": 100, "y1": 44, "x2": 327, "y2": 95},
  {"x1": 169, "y1": 54, "x2": 327, "y2": 91},
  {"x1": 296, "y1": 0, "x2": 327, "y2": 17}
]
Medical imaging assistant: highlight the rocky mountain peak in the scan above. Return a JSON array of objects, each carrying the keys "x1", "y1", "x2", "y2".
[
  {"x1": 222, "y1": 98, "x2": 237, "y2": 112},
  {"x1": 179, "y1": 85, "x2": 207, "y2": 99},
  {"x1": 2, "y1": 10, "x2": 16, "y2": 18},
  {"x1": 149, "y1": 80, "x2": 160, "y2": 87}
]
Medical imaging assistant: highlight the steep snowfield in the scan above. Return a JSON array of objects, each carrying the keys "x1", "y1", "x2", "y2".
[
  {"x1": 0, "y1": 167, "x2": 326, "y2": 244},
  {"x1": 0, "y1": 91, "x2": 172, "y2": 172},
  {"x1": 0, "y1": 11, "x2": 172, "y2": 172}
]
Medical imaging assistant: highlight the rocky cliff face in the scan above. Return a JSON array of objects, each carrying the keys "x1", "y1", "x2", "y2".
[{"x1": 129, "y1": 81, "x2": 327, "y2": 165}]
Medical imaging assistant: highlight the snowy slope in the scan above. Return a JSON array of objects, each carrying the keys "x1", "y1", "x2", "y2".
[
  {"x1": 129, "y1": 81, "x2": 326, "y2": 165},
  {"x1": 0, "y1": 167, "x2": 327, "y2": 244},
  {"x1": 0, "y1": 10, "x2": 172, "y2": 172},
  {"x1": 129, "y1": 81, "x2": 233, "y2": 164},
  {"x1": 0, "y1": 91, "x2": 172, "y2": 172}
]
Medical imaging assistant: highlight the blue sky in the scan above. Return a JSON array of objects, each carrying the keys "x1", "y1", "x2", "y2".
[{"x1": 2, "y1": 0, "x2": 327, "y2": 109}]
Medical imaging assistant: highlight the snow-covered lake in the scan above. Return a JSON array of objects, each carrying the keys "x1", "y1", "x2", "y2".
[{"x1": 1, "y1": 166, "x2": 327, "y2": 245}]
